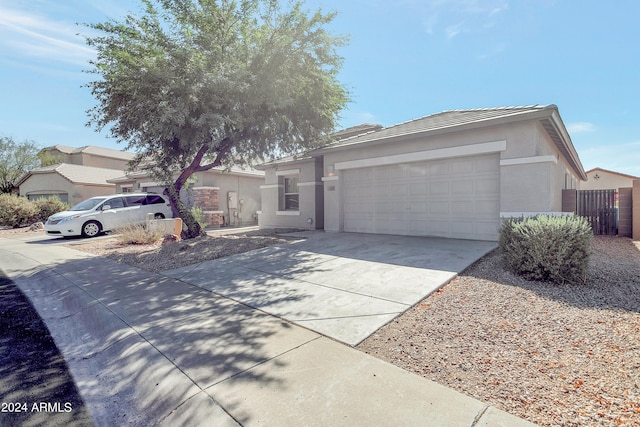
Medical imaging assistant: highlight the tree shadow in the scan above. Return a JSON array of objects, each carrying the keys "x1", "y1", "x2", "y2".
[
  {"x1": 8, "y1": 253, "x2": 320, "y2": 426},
  {"x1": 0, "y1": 274, "x2": 94, "y2": 427}
]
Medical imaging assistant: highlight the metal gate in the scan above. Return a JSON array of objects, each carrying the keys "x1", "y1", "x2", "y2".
[{"x1": 577, "y1": 189, "x2": 618, "y2": 235}]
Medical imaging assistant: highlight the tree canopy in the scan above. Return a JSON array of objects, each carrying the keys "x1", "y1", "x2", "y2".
[
  {"x1": 0, "y1": 136, "x2": 41, "y2": 194},
  {"x1": 84, "y1": 0, "x2": 350, "y2": 238}
]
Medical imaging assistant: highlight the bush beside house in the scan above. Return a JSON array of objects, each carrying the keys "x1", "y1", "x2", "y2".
[
  {"x1": 0, "y1": 194, "x2": 69, "y2": 228},
  {"x1": 499, "y1": 215, "x2": 592, "y2": 285}
]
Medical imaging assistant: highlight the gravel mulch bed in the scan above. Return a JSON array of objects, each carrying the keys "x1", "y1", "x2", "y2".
[{"x1": 357, "y1": 236, "x2": 640, "y2": 427}]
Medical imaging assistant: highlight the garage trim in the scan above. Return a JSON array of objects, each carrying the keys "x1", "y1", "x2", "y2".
[{"x1": 334, "y1": 140, "x2": 506, "y2": 171}]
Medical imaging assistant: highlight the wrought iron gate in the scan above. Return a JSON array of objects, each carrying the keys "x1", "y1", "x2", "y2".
[{"x1": 576, "y1": 189, "x2": 618, "y2": 235}]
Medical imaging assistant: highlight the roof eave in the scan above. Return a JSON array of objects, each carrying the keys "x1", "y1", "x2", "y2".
[
  {"x1": 314, "y1": 107, "x2": 558, "y2": 155},
  {"x1": 542, "y1": 110, "x2": 588, "y2": 181},
  {"x1": 256, "y1": 156, "x2": 315, "y2": 170}
]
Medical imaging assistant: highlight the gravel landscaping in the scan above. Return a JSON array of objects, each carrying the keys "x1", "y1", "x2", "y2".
[
  {"x1": 64, "y1": 228, "x2": 305, "y2": 272},
  {"x1": 358, "y1": 236, "x2": 640, "y2": 427}
]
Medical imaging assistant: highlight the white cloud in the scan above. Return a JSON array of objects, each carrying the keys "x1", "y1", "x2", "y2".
[
  {"x1": 0, "y1": 6, "x2": 96, "y2": 67},
  {"x1": 567, "y1": 122, "x2": 597, "y2": 133},
  {"x1": 415, "y1": 0, "x2": 509, "y2": 35},
  {"x1": 445, "y1": 22, "x2": 466, "y2": 39}
]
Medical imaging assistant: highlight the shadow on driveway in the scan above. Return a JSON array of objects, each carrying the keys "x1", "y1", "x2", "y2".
[{"x1": 0, "y1": 273, "x2": 93, "y2": 427}]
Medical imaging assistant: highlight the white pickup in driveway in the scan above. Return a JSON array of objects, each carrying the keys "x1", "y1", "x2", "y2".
[{"x1": 162, "y1": 231, "x2": 497, "y2": 345}]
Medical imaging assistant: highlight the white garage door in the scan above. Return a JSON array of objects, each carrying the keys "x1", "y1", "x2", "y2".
[{"x1": 342, "y1": 154, "x2": 500, "y2": 241}]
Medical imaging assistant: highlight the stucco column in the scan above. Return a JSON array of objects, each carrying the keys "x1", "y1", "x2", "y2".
[{"x1": 322, "y1": 175, "x2": 340, "y2": 232}]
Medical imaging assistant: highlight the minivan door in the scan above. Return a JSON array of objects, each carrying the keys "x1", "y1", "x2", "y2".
[
  {"x1": 99, "y1": 196, "x2": 129, "y2": 230},
  {"x1": 124, "y1": 195, "x2": 147, "y2": 225}
]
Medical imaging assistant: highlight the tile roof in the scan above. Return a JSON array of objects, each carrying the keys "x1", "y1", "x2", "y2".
[
  {"x1": 320, "y1": 105, "x2": 554, "y2": 150},
  {"x1": 28, "y1": 164, "x2": 125, "y2": 186},
  {"x1": 44, "y1": 145, "x2": 135, "y2": 161},
  {"x1": 258, "y1": 105, "x2": 586, "y2": 180},
  {"x1": 108, "y1": 165, "x2": 264, "y2": 183}
]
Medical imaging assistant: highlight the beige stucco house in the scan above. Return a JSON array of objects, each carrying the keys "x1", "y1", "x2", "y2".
[
  {"x1": 17, "y1": 145, "x2": 134, "y2": 204},
  {"x1": 257, "y1": 105, "x2": 587, "y2": 241},
  {"x1": 581, "y1": 167, "x2": 639, "y2": 191},
  {"x1": 108, "y1": 167, "x2": 264, "y2": 227}
]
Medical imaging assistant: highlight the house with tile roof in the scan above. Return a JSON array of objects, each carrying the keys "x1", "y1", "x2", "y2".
[
  {"x1": 257, "y1": 105, "x2": 587, "y2": 241},
  {"x1": 17, "y1": 145, "x2": 134, "y2": 204}
]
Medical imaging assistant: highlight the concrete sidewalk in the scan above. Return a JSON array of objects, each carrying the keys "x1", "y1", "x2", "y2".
[{"x1": 0, "y1": 237, "x2": 536, "y2": 426}]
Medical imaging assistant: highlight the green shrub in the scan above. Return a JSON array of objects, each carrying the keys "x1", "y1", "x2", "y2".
[
  {"x1": 32, "y1": 197, "x2": 70, "y2": 223},
  {"x1": 190, "y1": 206, "x2": 209, "y2": 228},
  {"x1": 499, "y1": 215, "x2": 592, "y2": 285},
  {"x1": 0, "y1": 194, "x2": 38, "y2": 228},
  {"x1": 115, "y1": 223, "x2": 165, "y2": 245}
]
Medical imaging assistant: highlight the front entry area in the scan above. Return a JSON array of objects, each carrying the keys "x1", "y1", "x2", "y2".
[{"x1": 341, "y1": 154, "x2": 501, "y2": 241}]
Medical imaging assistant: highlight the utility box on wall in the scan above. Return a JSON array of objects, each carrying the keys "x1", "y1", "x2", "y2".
[{"x1": 228, "y1": 191, "x2": 238, "y2": 209}]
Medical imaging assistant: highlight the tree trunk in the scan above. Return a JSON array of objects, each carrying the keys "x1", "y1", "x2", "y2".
[{"x1": 163, "y1": 184, "x2": 204, "y2": 240}]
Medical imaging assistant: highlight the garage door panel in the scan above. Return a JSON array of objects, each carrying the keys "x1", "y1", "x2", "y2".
[
  {"x1": 429, "y1": 182, "x2": 450, "y2": 195},
  {"x1": 476, "y1": 177, "x2": 500, "y2": 193},
  {"x1": 452, "y1": 180, "x2": 474, "y2": 195},
  {"x1": 343, "y1": 154, "x2": 500, "y2": 241},
  {"x1": 429, "y1": 160, "x2": 449, "y2": 175},
  {"x1": 409, "y1": 183, "x2": 427, "y2": 196},
  {"x1": 451, "y1": 158, "x2": 475, "y2": 174},
  {"x1": 475, "y1": 200, "x2": 500, "y2": 216},
  {"x1": 450, "y1": 201, "x2": 474, "y2": 215},
  {"x1": 408, "y1": 164, "x2": 428, "y2": 177},
  {"x1": 428, "y1": 203, "x2": 450, "y2": 215},
  {"x1": 450, "y1": 221, "x2": 474, "y2": 236}
]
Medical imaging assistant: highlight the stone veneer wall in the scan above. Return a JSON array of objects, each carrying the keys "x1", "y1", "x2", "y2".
[{"x1": 191, "y1": 187, "x2": 223, "y2": 228}]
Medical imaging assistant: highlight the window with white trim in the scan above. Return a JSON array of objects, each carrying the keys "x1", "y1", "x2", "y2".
[{"x1": 283, "y1": 176, "x2": 299, "y2": 210}]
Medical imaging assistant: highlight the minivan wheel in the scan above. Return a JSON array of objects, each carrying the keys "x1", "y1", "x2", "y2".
[
  {"x1": 81, "y1": 221, "x2": 102, "y2": 238},
  {"x1": 154, "y1": 213, "x2": 165, "y2": 219}
]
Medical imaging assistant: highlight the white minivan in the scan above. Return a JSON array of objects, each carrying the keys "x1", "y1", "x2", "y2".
[{"x1": 45, "y1": 193, "x2": 173, "y2": 238}]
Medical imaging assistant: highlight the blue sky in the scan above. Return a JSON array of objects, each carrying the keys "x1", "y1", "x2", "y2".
[{"x1": 1, "y1": 0, "x2": 639, "y2": 176}]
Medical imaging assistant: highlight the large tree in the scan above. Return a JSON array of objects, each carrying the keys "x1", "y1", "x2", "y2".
[
  {"x1": 0, "y1": 136, "x2": 41, "y2": 194},
  {"x1": 85, "y1": 0, "x2": 350, "y2": 238}
]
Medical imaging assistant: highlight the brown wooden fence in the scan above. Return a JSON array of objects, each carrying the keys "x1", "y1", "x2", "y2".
[{"x1": 576, "y1": 189, "x2": 618, "y2": 235}]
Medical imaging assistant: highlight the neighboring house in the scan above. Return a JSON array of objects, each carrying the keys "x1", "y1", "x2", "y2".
[
  {"x1": 581, "y1": 167, "x2": 639, "y2": 191},
  {"x1": 258, "y1": 105, "x2": 587, "y2": 242},
  {"x1": 108, "y1": 167, "x2": 264, "y2": 227},
  {"x1": 17, "y1": 145, "x2": 135, "y2": 204}
]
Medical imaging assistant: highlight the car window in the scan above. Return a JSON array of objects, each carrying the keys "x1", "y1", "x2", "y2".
[
  {"x1": 124, "y1": 195, "x2": 145, "y2": 207},
  {"x1": 145, "y1": 195, "x2": 165, "y2": 205},
  {"x1": 104, "y1": 197, "x2": 125, "y2": 209},
  {"x1": 70, "y1": 198, "x2": 107, "y2": 211}
]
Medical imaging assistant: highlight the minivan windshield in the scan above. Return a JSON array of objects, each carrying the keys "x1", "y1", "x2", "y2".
[{"x1": 70, "y1": 197, "x2": 107, "y2": 211}]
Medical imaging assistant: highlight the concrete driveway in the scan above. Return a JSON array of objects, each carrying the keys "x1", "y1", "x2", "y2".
[{"x1": 163, "y1": 232, "x2": 497, "y2": 345}]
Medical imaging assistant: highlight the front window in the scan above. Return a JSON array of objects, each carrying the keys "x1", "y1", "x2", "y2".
[{"x1": 284, "y1": 176, "x2": 299, "y2": 210}]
